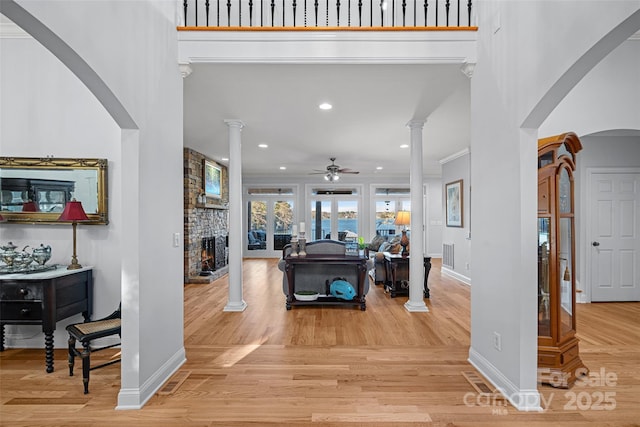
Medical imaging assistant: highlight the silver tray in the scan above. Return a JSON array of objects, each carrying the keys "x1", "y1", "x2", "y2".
[{"x1": 0, "y1": 264, "x2": 58, "y2": 275}]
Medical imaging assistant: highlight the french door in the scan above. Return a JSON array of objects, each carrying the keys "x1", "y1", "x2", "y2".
[
  {"x1": 309, "y1": 198, "x2": 360, "y2": 241},
  {"x1": 246, "y1": 198, "x2": 295, "y2": 257}
]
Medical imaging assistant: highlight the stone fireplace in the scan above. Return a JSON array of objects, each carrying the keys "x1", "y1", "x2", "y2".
[{"x1": 184, "y1": 148, "x2": 229, "y2": 283}]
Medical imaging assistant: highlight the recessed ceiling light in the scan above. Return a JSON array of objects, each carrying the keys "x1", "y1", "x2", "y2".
[
  {"x1": 279, "y1": 166, "x2": 286, "y2": 170},
  {"x1": 400, "y1": 144, "x2": 409, "y2": 148},
  {"x1": 258, "y1": 144, "x2": 268, "y2": 148},
  {"x1": 221, "y1": 157, "x2": 229, "y2": 161},
  {"x1": 376, "y1": 166, "x2": 383, "y2": 170},
  {"x1": 319, "y1": 103, "x2": 332, "y2": 110}
]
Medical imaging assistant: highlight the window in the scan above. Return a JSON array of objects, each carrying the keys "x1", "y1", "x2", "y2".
[{"x1": 372, "y1": 187, "x2": 410, "y2": 238}]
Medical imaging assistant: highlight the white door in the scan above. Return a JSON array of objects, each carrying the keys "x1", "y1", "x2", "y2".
[{"x1": 590, "y1": 172, "x2": 640, "y2": 301}]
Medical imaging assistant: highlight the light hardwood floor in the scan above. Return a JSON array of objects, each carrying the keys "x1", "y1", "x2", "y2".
[{"x1": 1, "y1": 258, "x2": 639, "y2": 426}]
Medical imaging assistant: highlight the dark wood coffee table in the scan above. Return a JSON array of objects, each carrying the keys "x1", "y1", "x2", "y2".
[{"x1": 383, "y1": 252, "x2": 431, "y2": 298}]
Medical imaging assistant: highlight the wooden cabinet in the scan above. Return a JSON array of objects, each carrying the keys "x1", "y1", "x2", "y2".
[
  {"x1": 537, "y1": 132, "x2": 587, "y2": 388},
  {"x1": 0, "y1": 267, "x2": 93, "y2": 372}
]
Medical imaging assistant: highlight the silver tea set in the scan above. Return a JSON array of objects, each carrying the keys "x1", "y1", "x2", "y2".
[{"x1": 0, "y1": 241, "x2": 54, "y2": 273}]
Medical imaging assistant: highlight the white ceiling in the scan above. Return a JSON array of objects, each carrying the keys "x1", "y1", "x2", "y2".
[
  {"x1": 183, "y1": 62, "x2": 471, "y2": 178},
  {"x1": 1, "y1": 15, "x2": 472, "y2": 179}
]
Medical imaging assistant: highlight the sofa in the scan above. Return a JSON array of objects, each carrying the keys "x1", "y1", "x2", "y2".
[
  {"x1": 367, "y1": 234, "x2": 404, "y2": 285},
  {"x1": 277, "y1": 239, "x2": 374, "y2": 297}
]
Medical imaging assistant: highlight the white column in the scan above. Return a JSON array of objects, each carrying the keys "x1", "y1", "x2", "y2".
[
  {"x1": 224, "y1": 119, "x2": 247, "y2": 312},
  {"x1": 405, "y1": 119, "x2": 429, "y2": 313}
]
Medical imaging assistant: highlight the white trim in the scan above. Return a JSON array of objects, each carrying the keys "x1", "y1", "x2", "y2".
[
  {"x1": 583, "y1": 167, "x2": 640, "y2": 303},
  {"x1": 178, "y1": 30, "x2": 478, "y2": 43},
  {"x1": 178, "y1": 30, "x2": 477, "y2": 65},
  {"x1": 116, "y1": 347, "x2": 186, "y2": 410},
  {"x1": 468, "y1": 347, "x2": 542, "y2": 412},
  {"x1": 184, "y1": 55, "x2": 471, "y2": 64},
  {"x1": 439, "y1": 148, "x2": 470, "y2": 165},
  {"x1": 441, "y1": 266, "x2": 471, "y2": 285}
]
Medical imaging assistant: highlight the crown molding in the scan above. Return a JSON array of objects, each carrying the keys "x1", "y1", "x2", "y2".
[{"x1": 439, "y1": 148, "x2": 470, "y2": 164}]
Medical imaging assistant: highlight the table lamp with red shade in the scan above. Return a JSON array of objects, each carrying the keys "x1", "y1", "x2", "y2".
[{"x1": 58, "y1": 199, "x2": 89, "y2": 270}]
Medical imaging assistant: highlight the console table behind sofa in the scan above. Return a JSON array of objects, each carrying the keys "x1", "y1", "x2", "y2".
[{"x1": 278, "y1": 240, "x2": 372, "y2": 311}]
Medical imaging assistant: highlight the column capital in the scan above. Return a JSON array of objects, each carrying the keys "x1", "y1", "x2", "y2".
[
  {"x1": 406, "y1": 119, "x2": 426, "y2": 130},
  {"x1": 224, "y1": 119, "x2": 245, "y2": 130},
  {"x1": 179, "y1": 63, "x2": 192, "y2": 78},
  {"x1": 461, "y1": 61, "x2": 475, "y2": 78}
]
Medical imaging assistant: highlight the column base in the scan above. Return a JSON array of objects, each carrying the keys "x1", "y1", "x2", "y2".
[
  {"x1": 223, "y1": 300, "x2": 247, "y2": 312},
  {"x1": 404, "y1": 300, "x2": 429, "y2": 312}
]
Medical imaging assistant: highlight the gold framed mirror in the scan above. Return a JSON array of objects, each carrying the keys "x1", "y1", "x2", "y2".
[{"x1": 0, "y1": 157, "x2": 108, "y2": 224}]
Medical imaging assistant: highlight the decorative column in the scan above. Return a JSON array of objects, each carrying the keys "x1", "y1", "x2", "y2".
[
  {"x1": 405, "y1": 119, "x2": 429, "y2": 312},
  {"x1": 223, "y1": 119, "x2": 247, "y2": 312}
]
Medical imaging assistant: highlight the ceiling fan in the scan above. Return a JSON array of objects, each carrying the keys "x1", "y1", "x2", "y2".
[{"x1": 310, "y1": 157, "x2": 360, "y2": 181}]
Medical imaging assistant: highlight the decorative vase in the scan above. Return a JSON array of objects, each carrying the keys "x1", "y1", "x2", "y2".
[{"x1": 400, "y1": 230, "x2": 409, "y2": 257}]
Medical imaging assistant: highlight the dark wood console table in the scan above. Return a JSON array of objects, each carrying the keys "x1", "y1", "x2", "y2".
[
  {"x1": 383, "y1": 253, "x2": 431, "y2": 298},
  {"x1": 284, "y1": 254, "x2": 368, "y2": 311},
  {"x1": 0, "y1": 266, "x2": 93, "y2": 372}
]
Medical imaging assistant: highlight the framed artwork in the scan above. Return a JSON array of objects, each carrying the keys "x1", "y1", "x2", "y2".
[
  {"x1": 445, "y1": 179, "x2": 463, "y2": 227},
  {"x1": 203, "y1": 160, "x2": 222, "y2": 199}
]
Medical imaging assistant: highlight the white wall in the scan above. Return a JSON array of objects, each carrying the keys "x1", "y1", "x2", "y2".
[
  {"x1": 0, "y1": 32, "x2": 123, "y2": 346},
  {"x1": 470, "y1": 0, "x2": 640, "y2": 411},
  {"x1": 1, "y1": 0, "x2": 185, "y2": 409},
  {"x1": 539, "y1": 39, "x2": 640, "y2": 138},
  {"x1": 576, "y1": 136, "x2": 640, "y2": 301},
  {"x1": 441, "y1": 151, "x2": 471, "y2": 284},
  {"x1": 539, "y1": 34, "x2": 640, "y2": 303}
]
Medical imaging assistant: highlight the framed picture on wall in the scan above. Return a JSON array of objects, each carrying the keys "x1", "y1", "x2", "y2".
[
  {"x1": 445, "y1": 179, "x2": 463, "y2": 227},
  {"x1": 203, "y1": 160, "x2": 222, "y2": 199}
]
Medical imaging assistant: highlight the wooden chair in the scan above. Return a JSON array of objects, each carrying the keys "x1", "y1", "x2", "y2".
[{"x1": 66, "y1": 304, "x2": 121, "y2": 394}]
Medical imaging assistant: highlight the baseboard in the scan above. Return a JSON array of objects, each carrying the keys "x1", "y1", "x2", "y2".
[
  {"x1": 116, "y1": 346, "x2": 186, "y2": 410},
  {"x1": 468, "y1": 346, "x2": 541, "y2": 412},
  {"x1": 441, "y1": 267, "x2": 471, "y2": 286}
]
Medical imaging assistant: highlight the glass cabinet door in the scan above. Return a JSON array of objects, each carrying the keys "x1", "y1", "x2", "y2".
[
  {"x1": 559, "y1": 217, "x2": 574, "y2": 336},
  {"x1": 538, "y1": 217, "x2": 551, "y2": 337},
  {"x1": 558, "y1": 166, "x2": 575, "y2": 337}
]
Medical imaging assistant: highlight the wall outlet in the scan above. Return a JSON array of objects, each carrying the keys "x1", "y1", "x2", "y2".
[
  {"x1": 173, "y1": 233, "x2": 180, "y2": 247},
  {"x1": 493, "y1": 332, "x2": 502, "y2": 351}
]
